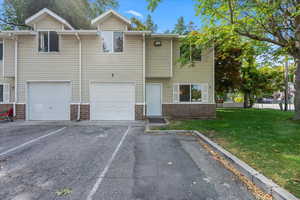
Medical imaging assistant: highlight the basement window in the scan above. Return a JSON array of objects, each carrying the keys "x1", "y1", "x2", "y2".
[
  {"x1": 101, "y1": 31, "x2": 124, "y2": 53},
  {"x1": 39, "y1": 31, "x2": 59, "y2": 52}
]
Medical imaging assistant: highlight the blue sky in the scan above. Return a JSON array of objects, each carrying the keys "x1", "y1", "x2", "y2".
[
  {"x1": 0, "y1": 0, "x2": 201, "y2": 32},
  {"x1": 118, "y1": 0, "x2": 201, "y2": 32}
]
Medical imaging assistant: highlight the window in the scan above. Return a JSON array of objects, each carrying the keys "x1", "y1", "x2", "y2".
[
  {"x1": 39, "y1": 31, "x2": 59, "y2": 52},
  {"x1": 180, "y1": 43, "x2": 202, "y2": 61},
  {"x1": 101, "y1": 31, "x2": 124, "y2": 53},
  {"x1": 0, "y1": 43, "x2": 3, "y2": 60},
  {"x1": 174, "y1": 83, "x2": 208, "y2": 103},
  {"x1": 0, "y1": 85, "x2": 3, "y2": 102}
]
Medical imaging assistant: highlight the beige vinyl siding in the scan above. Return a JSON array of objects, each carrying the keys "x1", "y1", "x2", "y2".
[
  {"x1": 146, "y1": 38, "x2": 171, "y2": 78},
  {"x1": 146, "y1": 40, "x2": 215, "y2": 104},
  {"x1": 98, "y1": 15, "x2": 128, "y2": 31},
  {"x1": 17, "y1": 35, "x2": 80, "y2": 103},
  {"x1": 0, "y1": 48, "x2": 15, "y2": 102},
  {"x1": 81, "y1": 35, "x2": 144, "y2": 103},
  {"x1": 3, "y1": 39, "x2": 15, "y2": 77},
  {"x1": 35, "y1": 15, "x2": 63, "y2": 30}
]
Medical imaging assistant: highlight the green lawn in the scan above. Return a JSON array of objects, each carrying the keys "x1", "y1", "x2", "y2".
[{"x1": 161, "y1": 109, "x2": 300, "y2": 197}]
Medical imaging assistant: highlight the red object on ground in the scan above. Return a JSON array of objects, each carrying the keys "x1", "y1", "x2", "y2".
[{"x1": 0, "y1": 108, "x2": 13, "y2": 121}]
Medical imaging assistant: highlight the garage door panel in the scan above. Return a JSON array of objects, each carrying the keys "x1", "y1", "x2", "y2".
[
  {"x1": 28, "y1": 83, "x2": 71, "y2": 120},
  {"x1": 91, "y1": 83, "x2": 135, "y2": 120}
]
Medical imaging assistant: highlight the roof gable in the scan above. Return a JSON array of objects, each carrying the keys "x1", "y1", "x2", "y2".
[
  {"x1": 91, "y1": 10, "x2": 131, "y2": 27},
  {"x1": 25, "y1": 8, "x2": 74, "y2": 30}
]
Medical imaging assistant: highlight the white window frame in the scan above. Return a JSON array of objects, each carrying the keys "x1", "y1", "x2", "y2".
[
  {"x1": 101, "y1": 31, "x2": 124, "y2": 53},
  {"x1": 178, "y1": 83, "x2": 202, "y2": 103},
  {"x1": 174, "y1": 83, "x2": 208, "y2": 104},
  {"x1": 0, "y1": 83, "x2": 9, "y2": 103},
  {"x1": 38, "y1": 31, "x2": 60, "y2": 53}
]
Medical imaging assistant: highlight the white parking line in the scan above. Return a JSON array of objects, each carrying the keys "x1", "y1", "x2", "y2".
[
  {"x1": 0, "y1": 127, "x2": 66, "y2": 157},
  {"x1": 86, "y1": 126, "x2": 131, "y2": 200}
]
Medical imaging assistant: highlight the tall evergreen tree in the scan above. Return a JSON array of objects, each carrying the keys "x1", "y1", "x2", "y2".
[
  {"x1": 0, "y1": 0, "x2": 118, "y2": 29},
  {"x1": 145, "y1": 14, "x2": 157, "y2": 33},
  {"x1": 172, "y1": 16, "x2": 186, "y2": 35}
]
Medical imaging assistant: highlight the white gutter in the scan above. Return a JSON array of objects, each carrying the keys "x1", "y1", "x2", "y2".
[
  {"x1": 143, "y1": 33, "x2": 146, "y2": 117},
  {"x1": 14, "y1": 36, "x2": 18, "y2": 117},
  {"x1": 75, "y1": 33, "x2": 82, "y2": 121}
]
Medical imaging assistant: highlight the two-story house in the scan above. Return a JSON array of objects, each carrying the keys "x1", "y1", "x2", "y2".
[{"x1": 0, "y1": 8, "x2": 215, "y2": 121}]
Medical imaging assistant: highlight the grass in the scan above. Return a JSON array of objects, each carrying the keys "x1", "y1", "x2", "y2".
[{"x1": 160, "y1": 109, "x2": 300, "y2": 198}]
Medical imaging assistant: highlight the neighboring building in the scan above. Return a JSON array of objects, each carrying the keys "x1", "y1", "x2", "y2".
[{"x1": 0, "y1": 8, "x2": 215, "y2": 121}]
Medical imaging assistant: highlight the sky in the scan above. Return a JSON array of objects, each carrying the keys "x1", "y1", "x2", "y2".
[
  {"x1": 118, "y1": 0, "x2": 202, "y2": 33},
  {"x1": 0, "y1": 0, "x2": 202, "y2": 33}
]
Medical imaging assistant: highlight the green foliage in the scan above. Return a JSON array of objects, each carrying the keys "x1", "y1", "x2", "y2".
[
  {"x1": 146, "y1": 0, "x2": 162, "y2": 12},
  {"x1": 55, "y1": 188, "x2": 72, "y2": 196},
  {"x1": 145, "y1": 14, "x2": 157, "y2": 33},
  {"x1": 161, "y1": 109, "x2": 300, "y2": 198},
  {"x1": 173, "y1": 16, "x2": 187, "y2": 35},
  {"x1": 0, "y1": 0, "x2": 119, "y2": 29},
  {"x1": 130, "y1": 14, "x2": 157, "y2": 33},
  {"x1": 130, "y1": 17, "x2": 147, "y2": 31}
]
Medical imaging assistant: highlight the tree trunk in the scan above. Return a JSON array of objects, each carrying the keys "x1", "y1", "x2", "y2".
[
  {"x1": 293, "y1": 60, "x2": 300, "y2": 120},
  {"x1": 243, "y1": 93, "x2": 248, "y2": 108}
]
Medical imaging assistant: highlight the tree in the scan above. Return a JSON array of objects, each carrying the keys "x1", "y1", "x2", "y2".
[
  {"x1": 130, "y1": 17, "x2": 147, "y2": 31},
  {"x1": 187, "y1": 21, "x2": 197, "y2": 33},
  {"x1": 1, "y1": 0, "x2": 118, "y2": 29},
  {"x1": 145, "y1": 14, "x2": 157, "y2": 32},
  {"x1": 173, "y1": 16, "x2": 186, "y2": 35},
  {"x1": 147, "y1": 0, "x2": 300, "y2": 120}
]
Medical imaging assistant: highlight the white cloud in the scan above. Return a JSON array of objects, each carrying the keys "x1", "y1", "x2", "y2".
[{"x1": 126, "y1": 10, "x2": 143, "y2": 18}]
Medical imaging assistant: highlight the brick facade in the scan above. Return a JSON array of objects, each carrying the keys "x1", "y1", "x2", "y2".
[
  {"x1": 70, "y1": 104, "x2": 90, "y2": 121},
  {"x1": 162, "y1": 104, "x2": 216, "y2": 119},
  {"x1": 135, "y1": 105, "x2": 145, "y2": 120},
  {"x1": 16, "y1": 104, "x2": 26, "y2": 120}
]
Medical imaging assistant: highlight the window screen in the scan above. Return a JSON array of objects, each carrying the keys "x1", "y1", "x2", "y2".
[
  {"x1": 179, "y1": 85, "x2": 191, "y2": 102},
  {"x1": 102, "y1": 31, "x2": 123, "y2": 53},
  {"x1": 39, "y1": 32, "x2": 49, "y2": 52},
  {"x1": 49, "y1": 31, "x2": 59, "y2": 52},
  {"x1": 102, "y1": 31, "x2": 113, "y2": 53},
  {"x1": 114, "y1": 32, "x2": 123, "y2": 52},
  {"x1": 0, "y1": 43, "x2": 3, "y2": 60},
  {"x1": 39, "y1": 31, "x2": 59, "y2": 52},
  {"x1": 0, "y1": 85, "x2": 3, "y2": 102},
  {"x1": 191, "y1": 85, "x2": 202, "y2": 102}
]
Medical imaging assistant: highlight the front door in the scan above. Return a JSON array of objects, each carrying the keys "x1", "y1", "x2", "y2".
[{"x1": 146, "y1": 83, "x2": 162, "y2": 116}]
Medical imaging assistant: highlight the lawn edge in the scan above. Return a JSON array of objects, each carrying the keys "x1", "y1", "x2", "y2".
[{"x1": 145, "y1": 124, "x2": 299, "y2": 200}]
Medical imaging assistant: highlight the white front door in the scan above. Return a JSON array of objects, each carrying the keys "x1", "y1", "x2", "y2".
[
  {"x1": 90, "y1": 83, "x2": 135, "y2": 120},
  {"x1": 146, "y1": 83, "x2": 162, "y2": 116},
  {"x1": 28, "y1": 82, "x2": 71, "y2": 120}
]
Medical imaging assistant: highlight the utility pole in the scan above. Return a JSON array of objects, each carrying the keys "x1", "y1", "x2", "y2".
[{"x1": 284, "y1": 57, "x2": 289, "y2": 111}]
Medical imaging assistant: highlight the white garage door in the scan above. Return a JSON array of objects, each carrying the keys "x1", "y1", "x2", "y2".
[
  {"x1": 28, "y1": 82, "x2": 71, "y2": 120},
  {"x1": 90, "y1": 83, "x2": 135, "y2": 120}
]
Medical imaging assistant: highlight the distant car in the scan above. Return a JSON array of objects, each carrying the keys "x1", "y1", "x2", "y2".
[{"x1": 257, "y1": 98, "x2": 274, "y2": 104}]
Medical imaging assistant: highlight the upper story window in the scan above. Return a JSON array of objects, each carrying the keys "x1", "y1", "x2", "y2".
[
  {"x1": 39, "y1": 31, "x2": 59, "y2": 52},
  {"x1": 180, "y1": 43, "x2": 202, "y2": 62},
  {"x1": 101, "y1": 31, "x2": 124, "y2": 53},
  {"x1": 0, "y1": 42, "x2": 3, "y2": 60},
  {"x1": 0, "y1": 84, "x2": 3, "y2": 102}
]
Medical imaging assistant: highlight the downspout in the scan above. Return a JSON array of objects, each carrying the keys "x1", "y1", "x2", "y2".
[
  {"x1": 14, "y1": 36, "x2": 18, "y2": 118},
  {"x1": 76, "y1": 33, "x2": 82, "y2": 121},
  {"x1": 143, "y1": 33, "x2": 146, "y2": 118}
]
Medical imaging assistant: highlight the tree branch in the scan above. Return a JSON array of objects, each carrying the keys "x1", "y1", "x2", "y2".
[{"x1": 0, "y1": 18, "x2": 29, "y2": 28}]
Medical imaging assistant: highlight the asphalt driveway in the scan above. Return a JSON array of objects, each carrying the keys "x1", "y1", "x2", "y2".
[{"x1": 0, "y1": 122, "x2": 255, "y2": 200}]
